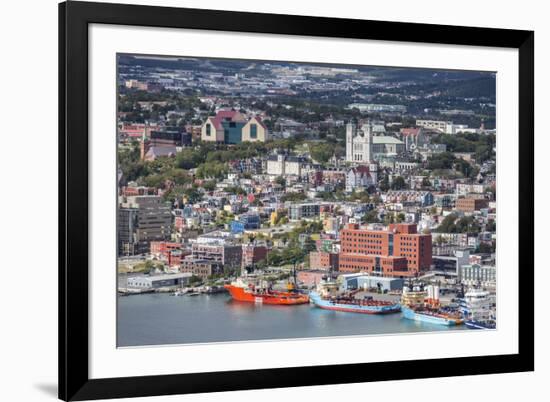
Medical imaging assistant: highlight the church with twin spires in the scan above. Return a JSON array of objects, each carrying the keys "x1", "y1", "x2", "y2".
[{"x1": 345, "y1": 121, "x2": 379, "y2": 191}]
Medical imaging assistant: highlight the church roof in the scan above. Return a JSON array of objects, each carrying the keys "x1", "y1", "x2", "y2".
[
  {"x1": 401, "y1": 127, "x2": 422, "y2": 136},
  {"x1": 373, "y1": 136, "x2": 404, "y2": 145},
  {"x1": 145, "y1": 146, "x2": 177, "y2": 160}
]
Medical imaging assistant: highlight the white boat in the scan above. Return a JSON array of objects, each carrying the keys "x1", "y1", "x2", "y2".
[{"x1": 460, "y1": 288, "x2": 496, "y2": 329}]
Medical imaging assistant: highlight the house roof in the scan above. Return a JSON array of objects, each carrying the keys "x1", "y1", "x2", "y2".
[
  {"x1": 401, "y1": 127, "x2": 421, "y2": 136},
  {"x1": 145, "y1": 146, "x2": 177, "y2": 159},
  {"x1": 208, "y1": 110, "x2": 246, "y2": 130},
  {"x1": 348, "y1": 165, "x2": 372, "y2": 178},
  {"x1": 250, "y1": 115, "x2": 267, "y2": 130}
]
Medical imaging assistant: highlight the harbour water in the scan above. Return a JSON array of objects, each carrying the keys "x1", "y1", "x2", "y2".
[{"x1": 117, "y1": 292, "x2": 467, "y2": 347}]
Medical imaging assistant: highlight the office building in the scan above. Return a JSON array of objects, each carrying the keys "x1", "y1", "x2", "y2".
[
  {"x1": 121, "y1": 195, "x2": 172, "y2": 254},
  {"x1": 338, "y1": 223, "x2": 432, "y2": 277},
  {"x1": 288, "y1": 203, "x2": 320, "y2": 220}
]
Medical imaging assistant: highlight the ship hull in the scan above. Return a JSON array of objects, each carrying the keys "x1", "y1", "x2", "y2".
[
  {"x1": 310, "y1": 292, "x2": 401, "y2": 314},
  {"x1": 402, "y1": 306, "x2": 463, "y2": 326},
  {"x1": 224, "y1": 284, "x2": 309, "y2": 305}
]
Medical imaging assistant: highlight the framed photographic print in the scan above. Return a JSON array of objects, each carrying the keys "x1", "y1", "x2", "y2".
[{"x1": 59, "y1": 1, "x2": 534, "y2": 400}]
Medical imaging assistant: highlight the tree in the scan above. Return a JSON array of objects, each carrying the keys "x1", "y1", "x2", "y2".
[
  {"x1": 280, "y1": 192, "x2": 307, "y2": 202},
  {"x1": 362, "y1": 209, "x2": 380, "y2": 223},
  {"x1": 434, "y1": 214, "x2": 480, "y2": 233},
  {"x1": 202, "y1": 180, "x2": 216, "y2": 192},
  {"x1": 274, "y1": 176, "x2": 286, "y2": 187},
  {"x1": 434, "y1": 214, "x2": 458, "y2": 233},
  {"x1": 140, "y1": 174, "x2": 165, "y2": 189},
  {"x1": 225, "y1": 186, "x2": 247, "y2": 196},
  {"x1": 196, "y1": 162, "x2": 228, "y2": 179},
  {"x1": 304, "y1": 236, "x2": 317, "y2": 253},
  {"x1": 384, "y1": 213, "x2": 395, "y2": 225},
  {"x1": 309, "y1": 142, "x2": 334, "y2": 164},
  {"x1": 391, "y1": 176, "x2": 407, "y2": 190},
  {"x1": 421, "y1": 176, "x2": 432, "y2": 189},
  {"x1": 183, "y1": 187, "x2": 203, "y2": 204},
  {"x1": 427, "y1": 152, "x2": 456, "y2": 170},
  {"x1": 477, "y1": 241, "x2": 495, "y2": 254},
  {"x1": 189, "y1": 275, "x2": 203, "y2": 285},
  {"x1": 379, "y1": 175, "x2": 390, "y2": 191}
]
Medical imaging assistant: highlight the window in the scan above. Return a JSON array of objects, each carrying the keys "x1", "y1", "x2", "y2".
[
  {"x1": 250, "y1": 123, "x2": 257, "y2": 138},
  {"x1": 206, "y1": 123, "x2": 211, "y2": 136}
]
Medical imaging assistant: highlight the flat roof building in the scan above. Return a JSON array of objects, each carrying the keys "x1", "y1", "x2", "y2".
[
  {"x1": 339, "y1": 223, "x2": 432, "y2": 277},
  {"x1": 339, "y1": 274, "x2": 405, "y2": 292},
  {"x1": 126, "y1": 273, "x2": 192, "y2": 289},
  {"x1": 121, "y1": 195, "x2": 172, "y2": 254},
  {"x1": 456, "y1": 197, "x2": 490, "y2": 212}
]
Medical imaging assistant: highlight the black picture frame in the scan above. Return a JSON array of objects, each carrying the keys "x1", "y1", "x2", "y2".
[{"x1": 59, "y1": 1, "x2": 534, "y2": 400}]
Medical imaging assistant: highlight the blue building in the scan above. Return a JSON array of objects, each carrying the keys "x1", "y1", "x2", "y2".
[
  {"x1": 231, "y1": 214, "x2": 261, "y2": 233},
  {"x1": 230, "y1": 221, "x2": 245, "y2": 234},
  {"x1": 222, "y1": 120, "x2": 246, "y2": 144}
]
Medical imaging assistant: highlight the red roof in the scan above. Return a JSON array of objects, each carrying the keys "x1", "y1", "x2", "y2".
[
  {"x1": 355, "y1": 165, "x2": 370, "y2": 174},
  {"x1": 351, "y1": 165, "x2": 371, "y2": 178},
  {"x1": 208, "y1": 110, "x2": 244, "y2": 130},
  {"x1": 401, "y1": 127, "x2": 421, "y2": 136},
  {"x1": 251, "y1": 116, "x2": 267, "y2": 130}
]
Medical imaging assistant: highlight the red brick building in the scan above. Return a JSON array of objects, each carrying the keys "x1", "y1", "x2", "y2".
[
  {"x1": 309, "y1": 251, "x2": 339, "y2": 271},
  {"x1": 338, "y1": 223, "x2": 432, "y2": 277},
  {"x1": 456, "y1": 197, "x2": 489, "y2": 212},
  {"x1": 150, "y1": 241, "x2": 190, "y2": 267},
  {"x1": 297, "y1": 270, "x2": 330, "y2": 287},
  {"x1": 180, "y1": 258, "x2": 223, "y2": 278},
  {"x1": 241, "y1": 244, "x2": 268, "y2": 268},
  {"x1": 150, "y1": 241, "x2": 183, "y2": 256}
]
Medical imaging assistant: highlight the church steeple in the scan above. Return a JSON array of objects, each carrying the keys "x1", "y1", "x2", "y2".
[
  {"x1": 362, "y1": 122, "x2": 373, "y2": 164},
  {"x1": 346, "y1": 121, "x2": 356, "y2": 162}
]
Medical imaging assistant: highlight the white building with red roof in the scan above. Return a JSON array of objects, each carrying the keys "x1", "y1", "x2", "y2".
[
  {"x1": 400, "y1": 127, "x2": 425, "y2": 151},
  {"x1": 345, "y1": 165, "x2": 378, "y2": 192}
]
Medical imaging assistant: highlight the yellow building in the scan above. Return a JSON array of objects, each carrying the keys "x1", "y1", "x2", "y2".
[
  {"x1": 270, "y1": 211, "x2": 278, "y2": 225},
  {"x1": 200, "y1": 111, "x2": 269, "y2": 143},
  {"x1": 241, "y1": 116, "x2": 269, "y2": 142}
]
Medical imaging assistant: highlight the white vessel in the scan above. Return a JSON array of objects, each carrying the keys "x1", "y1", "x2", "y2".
[{"x1": 461, "y1": 288, "x2": 496, "y2": 329}]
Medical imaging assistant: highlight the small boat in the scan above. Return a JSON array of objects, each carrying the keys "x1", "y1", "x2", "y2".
[{"x1": 186, "y1": 292, "x2": 201, "y2": 297}]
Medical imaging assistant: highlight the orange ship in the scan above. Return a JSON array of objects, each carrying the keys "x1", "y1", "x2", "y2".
[{"x1": 224, "y1": 279, "x2": 309, "y2": 305}]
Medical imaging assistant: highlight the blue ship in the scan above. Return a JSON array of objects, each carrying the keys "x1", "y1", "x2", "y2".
[{"x1": 309, "y1": 291, "x2": 401, "y2": 314}]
